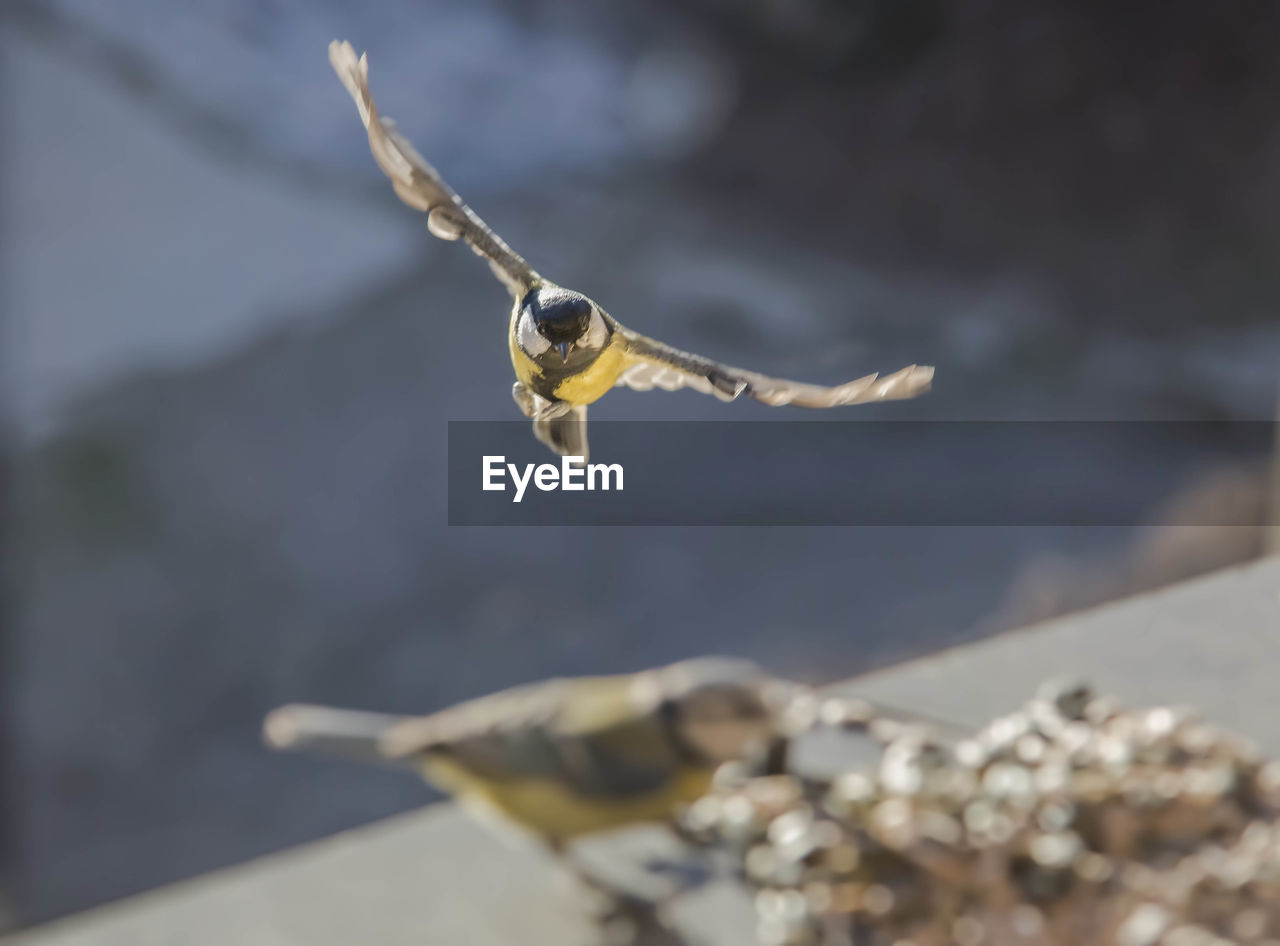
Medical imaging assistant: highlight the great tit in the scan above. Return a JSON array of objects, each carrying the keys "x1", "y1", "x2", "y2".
[
  {"x1": 263, "y1": 657, "x2": 787, "y2": 848},
  {"x1": 329, "y1": 41, "x2": 934, "y2": 460}
]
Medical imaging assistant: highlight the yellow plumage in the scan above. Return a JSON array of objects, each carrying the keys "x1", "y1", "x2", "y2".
[
  {"x1": 264, "y1": 659, "x2": 777, "y2": 850},
  {"x1": 548, "y1": 345, "x2": 628, "y2": 405},
  {"x1": 507, "y1": 315, "x2": 629, "y2": 407},
  {"x1": 404, "y1": 673, "x2": 712, "y2": 842},
  {"x1": 421, "y1": 755, "x2": 713, "y2": 844}
]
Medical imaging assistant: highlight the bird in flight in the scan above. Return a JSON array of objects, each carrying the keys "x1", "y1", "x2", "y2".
[{"x1": 329, "y1": 40, "x2": 933, "y2": 460}]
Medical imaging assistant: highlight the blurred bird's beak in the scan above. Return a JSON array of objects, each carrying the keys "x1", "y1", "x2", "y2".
[{"x1": 558, "y1": 342, "x2": 570, "y2": 362}]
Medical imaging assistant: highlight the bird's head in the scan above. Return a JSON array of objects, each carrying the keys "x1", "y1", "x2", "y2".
[
  {"x1": 516, "y1": 286, "x2": 610, "y2": 363},
  {"x1": 639, "y1": 658, "x2": 790, "y2": 766}
]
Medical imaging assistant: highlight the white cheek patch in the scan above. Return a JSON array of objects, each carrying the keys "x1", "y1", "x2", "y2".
[
  {"x1": 582, "y1": 311, "x2": 610, "y2": 349},
  {"x1": 517, "y1": 313, "x2": 551, "y2": 356}
]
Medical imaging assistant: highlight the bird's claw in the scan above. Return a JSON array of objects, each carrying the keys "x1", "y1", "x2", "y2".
[{"x1": 591, "y1": 890, "x2": 681, "y2": 946}]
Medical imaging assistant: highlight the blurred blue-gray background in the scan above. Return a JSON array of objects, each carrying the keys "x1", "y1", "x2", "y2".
[{"x1": 1, "y1": 0, "x2": 1277, "y2": 930}]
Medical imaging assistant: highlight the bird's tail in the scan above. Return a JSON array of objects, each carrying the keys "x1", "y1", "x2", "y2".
[{"x1": 263, "y1": 704, "x2": 417, "y2": 768}]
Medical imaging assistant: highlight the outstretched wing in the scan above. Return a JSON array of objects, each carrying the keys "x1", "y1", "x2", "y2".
[
  {"x1": 329, "y1": 40, "x2": 539, "y2": 296},
  {"x1": 614, "y1": 326, "x2": 934, "y2": 408},
  {"x1": 379, "y1": 679, "x2": 571, "y2": 779}
]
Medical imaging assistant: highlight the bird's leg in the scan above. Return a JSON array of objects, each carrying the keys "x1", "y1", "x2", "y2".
[
  {"x1": 547, "y1": 841, "x2": 675, "y2": 944},
  {"x1": 548, "y1": 840, "x2": 639, "y2": 913},
  {"x1": 512, "y1": 382, "x2": 574, "y2": 422},
  {"x1": 536, "y1": 399, "x2": 574, "y2": 421},
  {"x1": 639, "y1": 819, "x2": 718, "y2": 899},
  {"x1": 639, "y1": 854, "x2": 713, "y2": 896},
  {"x1": 511, "y1": 382, "x2": 539, "y2": 419}
]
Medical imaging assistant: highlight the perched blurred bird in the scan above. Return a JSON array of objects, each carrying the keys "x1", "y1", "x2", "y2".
[
  {"x1": 264, "y1": 658, "x2": 785, "y2": 845},
  {"x1": 328, "y1": 40, "x2": 933, "y2": 460},
  {"x1": 265, "y1": 656, "x2": 790, "y2": 925}
]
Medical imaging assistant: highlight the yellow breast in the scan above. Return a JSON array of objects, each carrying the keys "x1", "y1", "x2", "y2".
[
  {"x1": 550, "y1": 344, "x2": 627, "y2": 406},
  {"x1": 507, "y1": 320, "x2": 628, "y2": 407},
  {"x1": 422, "y1": 756, "x2": 713, "y2": 844}
]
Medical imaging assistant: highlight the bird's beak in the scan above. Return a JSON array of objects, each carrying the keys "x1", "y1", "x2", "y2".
[{"x1": 557, "y1": 342, "x2": 571, "y2": 363}]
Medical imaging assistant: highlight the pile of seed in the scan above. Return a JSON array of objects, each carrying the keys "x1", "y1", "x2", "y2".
[{"x1": 682, "y1": 683, "x2": 1280, "y2": 946}]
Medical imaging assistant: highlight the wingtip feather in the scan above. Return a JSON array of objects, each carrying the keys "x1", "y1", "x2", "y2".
[
  {"x1": 328, "y1": 39, "x2": 372, "y2": 125},
  {"x1": 899, "y1": 363, "x2": 935, "y2": 394},
  {"x1": 865, "y1": 363, "x2": 934, "y2": 401}
]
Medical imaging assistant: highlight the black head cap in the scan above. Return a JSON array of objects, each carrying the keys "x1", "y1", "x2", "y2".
[{"x1": 521, "y1": 288, "x2": 593, "y2": 344}]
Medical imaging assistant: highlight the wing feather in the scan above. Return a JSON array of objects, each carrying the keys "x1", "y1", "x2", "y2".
[
  {"x1": 378, "y1": 677, "x2": 676, "y2": 796},
  {"x1": 328, "y1": 40, "x2": 539, "y2": 295},
  {"x1": 616, "y1": 327, "x2": 933, "y2": 408},
  {"x1": 378, "y1": 679, "x2": 568, "y2": 761}
]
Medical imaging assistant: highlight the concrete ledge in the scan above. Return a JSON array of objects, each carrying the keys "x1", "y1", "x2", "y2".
[
  {"x1": 7, "y1": 557, "x2": 1278, "y2": 946},
  {"x1": 844, "y1": 553, "x2": 1280, "y2": 749}
]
